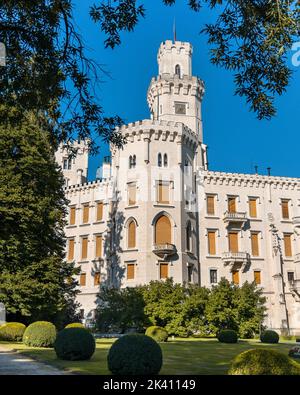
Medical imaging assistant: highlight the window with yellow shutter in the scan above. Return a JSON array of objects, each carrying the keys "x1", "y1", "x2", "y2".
[
  {"x1": 127, "y1": 264, "x2": 135, "y2": 280},
  {"x1": 95, "y1": 235, "x2": 102, "y2": 258},
  {"x1": 281, "y1": 200, "x2": 289, "y2": 219},
  {"x1": 155, "y1": 215, "x2": 171, "y2": 244},
  {"x1": 208, "y1": 231, "x2": 216, "y2": 255},
  {"x1": 251, "y1": 232, "x2": 259, "y2": 256},
  {"x1": 228, "y1": 197, "x2": 236, "y2": 213},
  {"x1": 128, "y1": 220, "x2": 136, "y2": 249},
  {"x1": 157, "y1": 181, "x2": 169, "y2": 204},
  {"x1": 82, "y1": 204, "x2": 89, "y2": 223},
  {"x1": 68, "y1": 239, "x2": 75, "y2": 261},
  {"x1": 81, "y1": 237, "x2": 88, "y2": 260},
  {"x1": 80, "y1": 273, "x2": 86, "y2": 286},
  {"x1": 254, "y1": 271, "x2": 261, "y2": 285},
  {"x1": 128, "y1": 183, "x2": 136, "y2": 206},
  {"x1": 160, "y1": 263, "x2": 169, "y2": 279},
  {"x1": 69, "y1": 207, "x2": 76, "y2": 225},
  {"x1": 249, "y1": 198, "x2": 257, "y2": 218},
  {"x1": 284, "y1": 234, "x2": 292, "y2": 257},
  {"x1": 228, "y1": 232, "x2": 238, "y2": 253},
  {"x1": 232, "y1": 270, "x2": 239, "y2": 285},
  {"x1": 94, "y1": 272, "x2": 101, "y2": 286},
  {"x1": 207, "y1": 195, "x2": 215, "y2": 215},
  {"x1": 96, "y1": 202, "x2": 103, "y2": 221}
]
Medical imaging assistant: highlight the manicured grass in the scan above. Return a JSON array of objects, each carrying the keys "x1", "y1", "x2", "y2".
[{"x1": 0, "y1": 338, "x2": 298, "y2": 375}]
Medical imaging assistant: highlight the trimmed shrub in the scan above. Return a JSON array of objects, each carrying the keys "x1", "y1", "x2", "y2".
[
  {"x1": 107, "y1": 334, "x2": 163, "y2": 375},
  {"x1": 0, "y1": 322, "x2": 26, "y2": 341},
  {"x1": 23, "y1": 321, "x2": 56, "y2": 347},
  {"x1": 217, "y1": 330, "x2": 238, "y2": 344},
  {"x1": 260, "y1": 330, "x2": 279, "y2": 344},
  {"x1": 228, "y1": 349, "x2": 300, "y2": 375},
  {"x1": 65, "y1": 323, "x2": 85, "y2": 329},
  {"x1": 54, "y1": 328, "x2": 95, "y2": 361},
  {"x1": 145, "y1": 326, "x2": 168, "y2": 342},
  {"x1": 289, "y1": 346, "x2": 300, "y2": 359}
]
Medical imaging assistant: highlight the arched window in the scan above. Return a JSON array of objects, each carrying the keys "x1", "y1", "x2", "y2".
[
  {"x1": 129, "y1": 155, "x2": 132, "y2": 169},
  {"x1": 175, "y1": 64, "x2": 181, "y2": 77},
  {"x1": 128, "y1": 220, "x2": 136, "y2": 249},
  {"x1": 155, "y1": 215, "x2": 171, "y2": 245},
  {"x1": 158, "y1": 153, "x2": 162, "y2": 167},
  {"x1": 186, "y1": 222, "x2": 192, "y2": 252},
  {"x1": 132, "y1": 155, "x2": 136, "y2": 168},
  {"x1": 163, "y1": 153, "x2": 168, "y2": 167}
]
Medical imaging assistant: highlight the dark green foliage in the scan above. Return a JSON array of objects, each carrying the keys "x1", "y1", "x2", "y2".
[
  {"x1": 260, "y1": 330, "x2": 280, "y2": 344},
  {"x1": 0, "y1": 322, "x2": 26, "y2": 341},
  {"x1": 0, "y1": 107, "x2": 79, "y2": 322},
  {"x1": 65, "y1": 323, "x2": 85, "y2": 329},
  {"x1": 107, "y1": 334, "x2": 163, "y2": 375},
  {"x1": 54, "y1": 328, "x2": 96, "y2": 361},
  {"x1": 23, "y1": 321, "x2": 57, "y2": 347},
  {"x1": 145, "y1": 326, "x2": 168, "y2": 342},
  {"x1": 217, "y1": 329, "x2": 238, "y2": 344},
  {"x1": 289, "y1": 346, "x2": 300, "y2": 359},
  {"x1": 228, "y1": 349, "x2": 300, "y2": 375}
]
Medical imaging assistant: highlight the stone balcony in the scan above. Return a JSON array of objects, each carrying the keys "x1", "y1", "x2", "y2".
[
  {"x1": 294, "y1": 253, "x2": 300, "y2": 264},
  {"x1": 221, "y1": 251, "x2": 249, "y2": 271},
  {"x1": 223, "y1": 211, "x2": 247, "y2": 227},
  {"x1": 153, "y1": 243, "x2": 176, "y2": 259},
  {"x1": 293, "y1": 216, "x2": 300, "y2": 227}
]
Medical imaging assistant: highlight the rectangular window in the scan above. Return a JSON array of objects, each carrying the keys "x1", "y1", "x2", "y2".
[
  {"x1": 80, "y1": 309, "x2": 84, "y2": 319},
  {"x1": 63, "y1": 159, "x2": 68, "y2": 170},
  {"x1": 254, "y1": 271, "x2": 261, "y2": 285},
  {"x1": 127, "y1": 263, "x2": 135, "y2": 280},
  {"x1": 208, "y1": 231, "x2": 216, "y2": 255},
  {"x1": 160, "y1": 263, "x2": 169, "y2": 279},
  {"x1": 157, "y1": 181, "x2": 169, "y2": 204},
  {"x1": 128, "y1": 183, "x2": 136, "y2": 206},
  {"x1": 207, "y1": 195, "x2": 215, "y2": 215},
  {"x1": 288, "y1": 272, "x2": 295, "y2": 282},
  {"x1": 96, "y1": 202, "x2": 103, "y2": 221},
  {"x1": 251, "y1": 232, "x2": 259, "y2": 256},
  {"x1": 228, "y1": 232, "x2": 238, "y2": 253},
  {"x1": 232, "y1": 270, "x2": 239, "y2": 285},
  {"x1": 82, "y1": 204, "x2": 89, "y2": 223},
  {"x1": 284, "y1": 234, "x2": 292, "y2": 257},
  {"x1": 228, "y1": 197, "x2": 236, "y2": 213},
  {"x1": 187, "y1": 266, "x2": 193, "y2": 283},
  {"x1": 80, "y1": 273, "x2": 86, "y2": 286},
  {"x1": 210, "y1": 269, "x2": 218, "y2": 284},
  {"x1": 174, "y1": 102, "x2": 186, "y2": 115},
  {"x1": 69, "y1": 206, "x2": 76, "y2": 225},
  {"x1": 249, "y1": 198, "x2": 257, "y2": 218},
  {"x1": 281, "y1": 199, "x2": 289, "y2": 219},
  {"x1": 68, "y1": 239, "x2": 75, "y2": 261},
  {"x1": 94, "y1": 272, "x2": 101, "y2": 286},
  {"x1": 81, "y1": 237, "x2": 88, "y2": 260},
  {"x1": 95, "y1": 235, "x2": 102, "y2": 258}
]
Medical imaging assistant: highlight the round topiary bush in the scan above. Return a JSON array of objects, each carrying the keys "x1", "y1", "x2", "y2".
[
  {"x1": 145, "y1": 326, "x2": 168, "y2": 342},
  {"x1": 228, "y1": 349, "x2": 300, "y2": 375},
  {"x1": 54, "y1": 328, "x2": 96, "y2": 361},
  {"x1": 0, "y1": 322, "x2": 26, "y2": 341},
  {"x1": 65, "y1": 323, "x2": 85, "y2": 329},
  {"x1": 217, "y1": 329, "x2": 238, "y2": 344},
  {"x1": 23, "y1": 321, "x2": 56, "y2": 347},
  {"x1": 260, "y1": 330, "x2": 279, "y2": 344},
  {"x1": 107, "y1": 334, "x2": 163, "y2": 375}
]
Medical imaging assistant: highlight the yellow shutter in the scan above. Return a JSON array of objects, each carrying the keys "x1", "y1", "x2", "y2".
[
  {"x1": 128, "y1": 221, "x2": 136, "y2": 248},
  {"x1": 284, "y1": 234, "x2": 292, "y2": 257},
  {"x1": 70, "y1": 207, "x2": 76, "y2": 225},
  {"x1": 254, "y1": 271, "x2": 261, "y2": 285},
  {"x1": 81, "y1": 237, "x2": 88, "y2": 259},
  {"x1": 128, "y1": 184, "x2": 136, "y2": 206},
  {"x1": 282, "y1": 200, "x2": 289, "y2": 219},
  {"x1": 68, "y1": 239, "x2": 75, "y2": 261},
  {"x1": 160, "y1": 263, "x2": 169, "y2": 279},
  {"x1": 80, "y1": 273, "x2": 86, "y2": 286},
  {"x1": 96, "y1": 235, "x2": 102, "y2": 258},
  {"x1": 249, "y1": 199, "x2": 257, "y2": 218},
  {"x1": 229, "y1": 232, "x2": 238, "y2": 253},
  {"x1": 158, "y1": 182, "x2": 169, "y2": 204},
  {"x1": 83, "y1": 205, "x2": 89, "y2": 223},
  {"x1": 207, "y1": 196, "x2": 215, "y2": 215},
  {"x1": 155, "y1": 215, "x2": 171, "y2": 244},
  {"x1": 208, "y1": 231, "x2": 216, "y2": 255},
  {"x1": 94, "y1": 272, "x2": 100, "y2": 286},
  {"x1": 96, "y1": 202, "x2": 103, "y2": 221},
  {"x1": 228, "y1": 197, "x2": 236, "y2": 213},
  {"x1": 232, "y1": 270, "x2": 239, "y2": 285},
  {"x1": 251, "y1": 233, "x2": 259, "y2": 256},
  {"x1": 127, "y1": 264, "x2": 135, "y2": 280}
]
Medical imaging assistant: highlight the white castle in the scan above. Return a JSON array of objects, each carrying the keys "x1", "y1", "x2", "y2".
[{"x1": 56, "y1": 40, "x2": 300, "y2": 335}]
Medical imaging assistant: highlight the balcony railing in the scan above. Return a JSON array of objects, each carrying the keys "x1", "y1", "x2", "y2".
[
  {"x1": 294, "y1": 253, "x2": 300, "y2": 264},
  {"x1": 153, "y1": 243, "x2": 176, "y2": 258},
  {"x1": 293, "y1": 216, "x2": 300, "y2": 227},
  {"x1": 221, "y1": 251, "x2": 249, "y2": 264},
  {"x1": 223, "y1": 211, "x2": 247, "y2": 227}
]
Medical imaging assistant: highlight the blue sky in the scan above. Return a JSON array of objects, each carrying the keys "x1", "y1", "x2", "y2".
[{"x1": 73, "y1": 1, "x2": 300, "y2": 181}]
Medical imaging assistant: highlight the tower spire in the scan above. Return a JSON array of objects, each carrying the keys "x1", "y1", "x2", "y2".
[{"x1": 173, "y1": 18, "x2": 177, "y2": 43}]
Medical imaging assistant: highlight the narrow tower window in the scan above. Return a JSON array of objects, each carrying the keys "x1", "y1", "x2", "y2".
[
  {"x1": 158, "y1": 153, "x2": 162, "y2": 167},
  {"x1": 175, "y1": 64, "x2": 181, "y2": 77},
  {"x1": 163, "y1": 153, "x2": 168, "y2": 167}
]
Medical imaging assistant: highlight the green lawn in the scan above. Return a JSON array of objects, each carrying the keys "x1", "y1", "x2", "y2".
[{"x1": 0, "y1": 338, "x2": 298, "y2": 375}]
